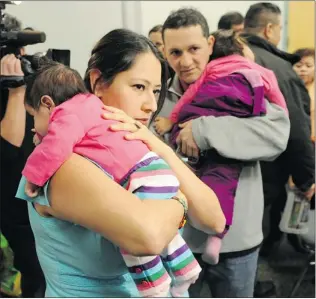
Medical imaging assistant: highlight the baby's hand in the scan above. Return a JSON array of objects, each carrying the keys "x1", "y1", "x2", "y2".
[
  {"x1": 25, "y1": 181, "x2": 40, "y2": 198},
  {"x1": 31, "y1": 129, "x2": 41, "y2": 146},
  {"x1": 153, "y1": 117, "x2": 173, "y2": 136}
]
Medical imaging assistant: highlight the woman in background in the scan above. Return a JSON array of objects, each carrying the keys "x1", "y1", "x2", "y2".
[{"x1": 293, "y1": 48, "x2": 315, "y2": 142}]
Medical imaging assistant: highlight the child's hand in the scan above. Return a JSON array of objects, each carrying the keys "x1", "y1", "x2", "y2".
[
  {"x1": 153, "y1": 117, "x2": 173, "y2": 136},
  {"x1": 31, "y1": 129, "x2": 41, "y2": 146},
  {"x1": 25, "y1": 181, "x2": 40, "y2": 198}
]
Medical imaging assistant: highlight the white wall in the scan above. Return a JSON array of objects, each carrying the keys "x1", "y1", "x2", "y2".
[
  {"x1": 139, "y1": 1, "x2": 287, "y2": 49},
  {"x1": 4, "y1": 0, "x2": 287, "y2": 76},
  {"x1": 5, "y1": 1, "x2": 124, "y2": 75}
]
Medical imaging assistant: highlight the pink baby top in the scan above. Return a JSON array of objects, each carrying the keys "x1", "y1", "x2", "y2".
[{"x1": 22, "y1": 93, "x2": 149, "y2": 186}]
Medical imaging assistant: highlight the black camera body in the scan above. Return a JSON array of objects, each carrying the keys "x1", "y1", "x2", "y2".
[{"x1": 0, "y1": 1, "x2": 70, "y2": 89}]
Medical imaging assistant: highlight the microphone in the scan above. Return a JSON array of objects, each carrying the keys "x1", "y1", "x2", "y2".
[{"x1": 1, "y1": 30, "x2": 46, "y2": 47}]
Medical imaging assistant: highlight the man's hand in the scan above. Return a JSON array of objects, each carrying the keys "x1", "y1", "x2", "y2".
[
  {"x1": 153, "y1": 117, "x2": 173, "y2": 136},
  {"x1": 176, "y1": 120, "x2": 199, "y2": 158},
  {"x1": 1, "y1": 54, "x2": 24, "y2": 77},
  {"x1": 0, "y1": 54, "x2": 25, "y2": 90},
  {"x1": 0, "y1": 54, "x2": 26, "y2": 147},
  {"x1": 304, "y1": 184, "x2": 315, "y2": 201},
  {"x1": 292, "y1": 182, "x2": 315, "y2": 201}
]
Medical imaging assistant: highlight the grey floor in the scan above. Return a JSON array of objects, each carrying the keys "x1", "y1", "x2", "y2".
[
  {"x1": 256, "y1": 237, "x2": 315, "y2": 298},
  {"x1": 257, "y1": 205, "x2": 315, "y2": 298}
]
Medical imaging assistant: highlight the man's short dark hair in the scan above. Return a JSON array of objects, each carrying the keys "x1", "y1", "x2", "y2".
[
  {"x1": 244, "y1": 2, "x2": 281, "y2": 32},
  {"x1": 218, "y1": 12, "x2": 244, "y2": 30},
  {"x1": 148, "y1": 25, "x2": 163, "y2": 36},
  {"x1": 162, "y1": 8, "x2": 210, "y2": 40}
]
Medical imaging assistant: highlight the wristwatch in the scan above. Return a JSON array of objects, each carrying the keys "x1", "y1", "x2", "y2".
[{"x1": 172, "y1": 195, "x2": 188, "y2": 229}]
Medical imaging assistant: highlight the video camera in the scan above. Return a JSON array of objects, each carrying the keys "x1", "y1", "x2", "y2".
[{"x1": 0, "y1": 1, "x2": 70, "y2": 89}]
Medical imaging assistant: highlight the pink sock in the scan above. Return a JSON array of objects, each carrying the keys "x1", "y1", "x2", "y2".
[{"x1": 202, "y1": 236, "x2": 222, "y2": 265}]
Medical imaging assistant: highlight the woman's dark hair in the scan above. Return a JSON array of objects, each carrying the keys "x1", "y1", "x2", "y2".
[
  {"x1": 84, "y1": 28, "x2": 168, "y2": 123},
  {"x1": 209, "y1": 29, "x2": 244, "y2": 61},
  {"x1": 25, "y1": 59, "x2": 87, "y2": 110},
  {"x1": 293, "y1": 48, "x2": 315, "y2": 60}
]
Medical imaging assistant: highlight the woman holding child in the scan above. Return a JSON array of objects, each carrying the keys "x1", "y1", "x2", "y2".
[{"x1": 16, "y1": 29, "x2": 225, "y2": 297}]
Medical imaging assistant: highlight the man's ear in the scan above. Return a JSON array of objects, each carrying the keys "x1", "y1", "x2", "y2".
[
  {"x1": 263, "y1": 23, "x2": 273, "y2": 41},
  {"x1": 40, "y1": 95, "x2": 55, "y2": 111},
  {"x1": 207, "y1": 35, "x2": 215, "y2": 56}
]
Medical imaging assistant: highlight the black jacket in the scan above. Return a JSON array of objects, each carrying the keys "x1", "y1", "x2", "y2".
[
  {"x1": 241, "y1": 34, "x2": 315, "y2": 195},
  {"x1": 0, "y1": 89, "x2": 34, "y2": 229}
]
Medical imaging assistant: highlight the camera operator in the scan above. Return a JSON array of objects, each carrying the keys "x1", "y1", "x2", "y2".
[{"x1": 0, "y1": 14, "x2": 45, "y2": 298}]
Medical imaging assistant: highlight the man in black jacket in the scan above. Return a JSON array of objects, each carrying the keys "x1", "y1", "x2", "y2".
[
  {"x1": 0, "y1": 15, "x2": 45, "y2": 297},
  {"x1": 241, "y1": 2, "x2": 315, "y2": 255}
]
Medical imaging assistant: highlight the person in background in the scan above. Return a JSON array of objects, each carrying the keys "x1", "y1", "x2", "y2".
[
  {"x1": 148, "y1": 25, "x2": 164, "y2": 56},
  {"x1": 148, "y1": 24, "x2": 175, "y2": 81},
  {"x1": 292, "y1": 48, "x2": 315, "y2": 212},
  {"x1": 293, "y1": 48, "x2": 315, "y2": 142},
  {"x1": 217, "y1": 11, "x2": 244, "y2": 33},
  {"x1": 241, "y1": 1, "x2": 315, "y2": 256},
  {"x1": 158, "y1": 8, "x2": 290, "y2": 297},
  {"x1": 0, "y1": 14, "x2": 45, "y2": 298},
  {"x1": 241, "y1": 3, "x2": 315, "y2": 297}
]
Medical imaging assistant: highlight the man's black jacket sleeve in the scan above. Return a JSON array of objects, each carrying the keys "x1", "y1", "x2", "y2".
[{"x1": 278, "y1": 76, "x2": 315, "y2": 191}]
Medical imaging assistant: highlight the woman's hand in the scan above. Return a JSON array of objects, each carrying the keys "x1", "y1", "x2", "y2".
[
  {"x1": 153, "y1": 117, "x2": 173, "y2": 136},
  {"x1": 101, "y1": 106, "x2": 225, "y2": 234},
  {"x1": 101, "y1": 105, "x2": 172, "y2": 157}
]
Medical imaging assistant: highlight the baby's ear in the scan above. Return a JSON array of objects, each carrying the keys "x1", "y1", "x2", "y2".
[{"x1": 40, "y1": 95, "x2": 55, "y2": 111}]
